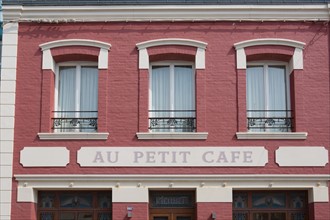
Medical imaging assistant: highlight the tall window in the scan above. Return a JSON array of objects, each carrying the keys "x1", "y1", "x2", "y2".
[
  {"x1": 54, "y1": 63, "x2": 98, "y2": 132},
  {"x1": 149, "y1": 62, "x2": 195, "y2": 132},
  {"x1": 246, "y1": 62, "x2": 292, "y2": 132}
]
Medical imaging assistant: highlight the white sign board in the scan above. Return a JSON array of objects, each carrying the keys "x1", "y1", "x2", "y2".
[{"x1": 77, "y1": 147, "x2": 268, "y2": 167}]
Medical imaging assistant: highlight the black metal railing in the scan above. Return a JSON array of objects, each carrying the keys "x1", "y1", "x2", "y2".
[
  {"x1": 149, "y1": 110, "x2": 196, "y2": 132},
  {"x1": 52, "y1": 111, "x2": 98, "y2": 132},
  {"x1": 247, "y1": 110, "x2": 293, "y2": 132}
]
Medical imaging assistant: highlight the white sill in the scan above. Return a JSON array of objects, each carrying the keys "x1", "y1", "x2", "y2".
[
  {"x1": 136, "y1": 132, "x2": 208, "y2": 140},
  {"x1": 236, "y1": 132, "x2": 308, "y2": 140},
  {"x1": 38, "y1": 132, "x2": 109, "y2": 140}
]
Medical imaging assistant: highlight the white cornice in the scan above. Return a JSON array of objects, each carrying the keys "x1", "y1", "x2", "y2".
[
  {"x1": 14, "y1": 174, "x2": 330, "y2": 182},
  {"x1": 3, "y1": 5, "x2": 330, "y2": 22}
]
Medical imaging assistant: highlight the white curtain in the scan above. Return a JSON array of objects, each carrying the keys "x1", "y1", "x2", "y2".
[
  {"x1": 58, "y1": 66, "x2": 76, "y2": 119},
  {"x1": 174, "y1": 65, "x2": 195, "y2": 118},
  {"x1": 246, "y1": 65, "x2": 288, "y2": 131},
  {"x1": 80, "y1": 66, "x2": 98, "y2": 118},
  {"x1": 151, "y1": 66, "x2": 170, "y2": 118},
  {"x1": 57, "y1": 66, "x2": 98, "y2": 132},
  {"x1": 150, "y1": 64, "x2": 195, "y2": 131}
]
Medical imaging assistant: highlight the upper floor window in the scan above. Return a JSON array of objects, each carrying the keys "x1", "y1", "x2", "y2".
[
  {"x1": 53, "y1": 62, "x2": 98, "y2": 132},
  {"x1": 149, "y1": 62, "x2": 195, "y2": 132},
  {"x1": 246, "y1": 62, "x2": 291, "y2": 132}
]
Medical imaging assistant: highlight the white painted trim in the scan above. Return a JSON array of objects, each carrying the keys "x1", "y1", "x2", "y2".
[
  {"x1": 0, "y1": 22, "x2": 19, "y2": 220},
  {"x1": 138, "y1": 48, "x2": 149, "y2": 69},
  {"x1": 39, "y1": 39, "x2": 111, "y2": 70},
  {"x1": 20, "y1": 147, "x2": 70, "y2": 167},
  {"x1": 136, "y1": 38, "x2": 207, "y2": 50},
  {"x1": 39, "y1": 39, "x2": 111, "y2": 51},
  {"x1": 234, "y1": 38, "x2": 305, "y2": 50},
  {"x1": 38, "y1": 132, "x2": 109, "y2": 140},
  {"x1": 236, "y1": 132, "x2": 308, "y2": 140},
  {"x1": 136, "y1": 132, "x2": 208, "y2": 140},
  {"x1": 234, "y1": 38, "x2": 305, "y2": 70},
  {"x1": 136, "y1": 38, "x2": 207, "y2": 70},
  {"x1": 197, "y1": 188, "x2": 232, "y2": 202},
  {"x1": 14, "y1": 174, "x2": 330, "y2": 203},
  {"x1": 42, "y1": 49, "x2": 55, "y2": 72},
  {"x1": 3, "y1": 5, "x2": 330, "y2": 22},
  {"x1": 276, "y1": 147, "x2": 328, "y2": 167},
  {"x1": 112, "y1": 188, "x2": 148, "y2": 203}
]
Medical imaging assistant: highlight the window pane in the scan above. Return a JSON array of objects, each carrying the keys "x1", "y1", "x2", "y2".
[
  {"x1": 40, "y1": 212, "x2": 54, "y2": 220},
  {"x1": 252, "y1": 193, "x2": 286, "y2": 208},
  {"x1": 80, "y1": 66, "x2": 98, "y2": 116},
  {"x1": 253, "y1": 213, "x2": 268, "y2": 220},
  {"x1": 78, "y1": 212, "x2": 93, "y2": 220},
  {"x1": 98, "y1": 194, "x2": 111, "y2": 208},
  {"x1": 60, "y1": 194, "x2": 93, "y2": 208},
  {"x1": 233, "y1": 193, "x2": 248, "y2": 208},
  {"x1": 151, "y1": 66, "x2": 171, "y2": 117},
  {"x1": 58, "y1": 66, "x2": 76, "y2": 116},
  {"x1": 98, "y1": 213, "x2": 112, "y2": 220},
  {"x1": 60, "y1": 213, "x2": 75, "y2": 220},
  {"x1": 267, "y1": 66, "x2": 287, "y2": 112},
  {"x1": 247, "y1": 66, "x2": 265, "y2": 112},
  {"x1": 40, "y1": 193, "x2": 55, "y2": 208},
  {"x1": 233, "y1": 212, "x2": 248, "y2": 220},
  {"x1": 270, "y1": 212, "x2": 286, "y2": 220}
]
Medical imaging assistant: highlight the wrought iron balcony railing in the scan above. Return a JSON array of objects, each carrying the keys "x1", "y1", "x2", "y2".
[
  {"x1": 149, "y1": 110, "x2": 196, "y2": 132},
  {"x1": 52, "y1": 111, "x2": 98, "y2": 132},
  {"x1": 247, "y1": 110, "x2": 293, "y2": 132}
]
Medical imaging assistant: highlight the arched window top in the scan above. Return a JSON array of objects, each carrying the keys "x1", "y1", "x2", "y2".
[
  {"x1": 136, "y1": 38, "x2": 207, "y2": 50},
  {"x1": 40, "y1": 39, "x2": 111, "y2": 71},
  {"x1": 234, "y1": 38, "x2": 305, "y2": 71},
  {"x1": 40, "y1": 39, "x2": 111, "y2": 51},
  {"x1": 136, "y1": 38, "x2": 208, "y2": 70},
  {"x1": 234, "y1": 38, "x2": 305, "y2": 50}
]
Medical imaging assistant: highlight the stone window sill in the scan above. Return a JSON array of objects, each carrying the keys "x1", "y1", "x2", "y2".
[
  {"x1": 136, "y1": 132, "x2": 208, "y2": 140},
  {"x1": 38, "y1": 132, "x2": 109, "y2": 140},
  {"x1": 236, "y1": 132, "x2": 307, "y2": 140}
]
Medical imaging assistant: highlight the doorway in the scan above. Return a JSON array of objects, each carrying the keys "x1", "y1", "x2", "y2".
[{"x1": 149, "y1": 191, "x2": 196, "y2": 220}]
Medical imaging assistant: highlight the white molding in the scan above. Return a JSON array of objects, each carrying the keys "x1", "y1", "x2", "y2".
[
  {"x1": 196, "y1": 188, "x2": 232, "y2": 202},
  {"x1": 38, "y1": 132, "x2": 109, "y2": 140},
  {"x1": 136, "y1": 38, "x2": 207, "y2": 70},
  {"x1": 136, "y1": 38, "x2": 207, "y2": 50},
  {"x1": 39, "y1": 39, "x2": 111, "y2": 70},
  {"x1": 3, "y1": 5, "x2": 330, "y2": 22},
  {"x1": 234, "y1": 38, "x2": 305, "y2": 50},
  {"x1": 39, "y1": 39, "x2": 111, "y2": 51},
  {"x1": 112, "y1": 188, "x2": 148, "y2": 203},
  {"x1": 276, "y1": 147, "x2": 328, "y2": 167},
  {"x1": 234, "y1": 38, "x2": 306, "y2": 70},
  {"x1": 0, "y1": 22, "x2": 18, "y2": 220},
  {"x1": 236, "y1": 132, "x2": 308, "y2": 140},
  {"x1": 136, "y1": 132, "x2": 208, "y2": 140},
  {"x1": 14, "y1": 174, "x2": 330, "y2": 203},
  {"x1": 20, "y1": 147, "x2": 70, "y2": 167}
]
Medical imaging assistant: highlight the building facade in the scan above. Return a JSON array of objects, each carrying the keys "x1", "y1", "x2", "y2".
[{"x1": 0, "y1": 1, "x2": 329, "y2": 220}]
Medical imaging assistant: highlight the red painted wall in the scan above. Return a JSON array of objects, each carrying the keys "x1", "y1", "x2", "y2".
[
  {"x1": 11, "y1": 21, "x2": 330, "y2": 220},
  {"x1": 13, "y1": 21, "x2": 329, "y2": 175}
]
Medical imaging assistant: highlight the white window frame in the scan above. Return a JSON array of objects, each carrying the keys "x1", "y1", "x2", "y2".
[
  {"x1": 246, "y1": 61, "x2": 291, "y2": 116},
  {"x1": 149, "y1": 61, "x2": 196, "y2": 133},
  {"x1": 149, "y1": 61, "x2": 195, "y2": 112}
]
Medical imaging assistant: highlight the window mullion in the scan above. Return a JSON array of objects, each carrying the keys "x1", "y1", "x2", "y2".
[
  {"x1": 75, "y1": 65, "x2": 81, "y2": 118},
  {"x1": 170, "y1": 64, "x2": 175, "y2": 117}
]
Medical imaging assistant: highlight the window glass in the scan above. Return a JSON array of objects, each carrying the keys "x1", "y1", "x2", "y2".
[
  {"x1": 246, "y1": 64, "x2": 291, "y2": 132},
  {"x1": 54, "y1": 64, "x2": 98, "y2": 132},
  {"x1": 149, "y1": 63, "x2": 195, "y2": 132}
]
